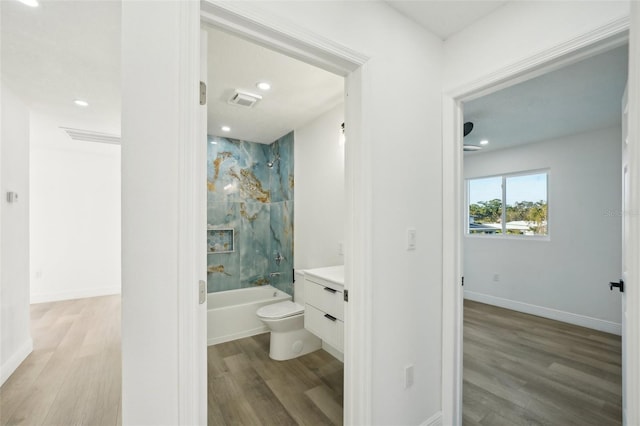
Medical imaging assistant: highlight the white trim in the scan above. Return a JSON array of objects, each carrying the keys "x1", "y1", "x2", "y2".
[
  {"x1": 198, "y1": 3, "x2": 372, "y2": 425},
  {"x1": 200, "y1": 2, "x2": 367, "y2": 76},
  {"x1": 207, "y1": 326, "x2": 268, "y2": 346},
  {"x1": 464, "y1": 291, "x2": 622, "y2": 335},
  {"x1": 0, "y1": 338, "x2": 33, "y2": 386},
  {"x1": 30, "y1": 287, "x2": 120, "y2": 304},
  {"x1": 420, "y1": 411, "x2": 443, "y2": 426},
  {"x1": 442, "y1": 19, "x2": 631, "y2": 426},
  {"x1": 625, "y1": 4, "x2": 640, "y2": 425},
  {"x1": 322, "y1": 341, "x2": 344, "y2": 363},
  {"x1": 177, "y1": 1, "x2": 204, "y2": 425}
]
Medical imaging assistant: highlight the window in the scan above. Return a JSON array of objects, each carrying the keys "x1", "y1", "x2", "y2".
[{"x1": 467, "y1": 171, "x2": 548, "y2": 237}]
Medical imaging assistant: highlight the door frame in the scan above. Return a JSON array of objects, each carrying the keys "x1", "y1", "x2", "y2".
[
  {"x1": 194, "y1": 2, "x2": 371, "y2": 424},
  {"x1": 441, "y1": 17, "x2": 636, "y2": 426}
]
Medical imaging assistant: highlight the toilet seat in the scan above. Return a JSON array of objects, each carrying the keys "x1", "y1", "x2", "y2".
[{"x1": 256, "y1": 301, "x2": 304, "y2": 319}]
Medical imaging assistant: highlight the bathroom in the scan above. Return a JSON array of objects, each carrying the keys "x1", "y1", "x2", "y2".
[{"x1": 204, "y1": 25, "x2": 346, "y2": 424}]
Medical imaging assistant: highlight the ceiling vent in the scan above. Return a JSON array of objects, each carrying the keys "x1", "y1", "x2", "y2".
[
  {"x1": 228, "y1": 90, "x2": 262, "y2": 108},
  {"x1": 60, "y1": 127, "x2": 121, "y2": 145}
]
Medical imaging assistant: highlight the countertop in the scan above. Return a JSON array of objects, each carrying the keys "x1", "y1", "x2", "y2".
[{"x1": 303, "y1": 265, "x2": 344, "y2": 286}]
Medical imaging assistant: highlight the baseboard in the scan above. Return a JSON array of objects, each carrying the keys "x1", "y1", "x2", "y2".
[
  {"x1": 321, "y1": 341, "x2": 344, "y2": 362},
  {"x1": 464, "y1": 291, "x2": 622, "y2": 335},
  {"x1": 208, "y1": 326, "x2": 268, "y2": 346},
  {"x1": 421, "y1": 411, "x2": 442, "y2": 426},
  {"x1": 30, "y1": 286, "x2": 121, "y2": 304},
  {"x1": 0, "y1": 338, "x2": 33, "y2": 386}
]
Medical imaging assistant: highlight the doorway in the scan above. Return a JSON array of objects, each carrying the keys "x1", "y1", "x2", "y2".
[
  {"x1": 199, "y1": 3, "x2": 370, "y2": 424},
  {"x1": 202, "y1": 23, "x2": 346, "y2": 424},
  {"x1": 442, "y1": 26, "x2": 639, "y2": 424}
]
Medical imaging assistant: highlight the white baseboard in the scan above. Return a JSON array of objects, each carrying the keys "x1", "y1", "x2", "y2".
[
  {"x1": 322, "y1": 341, "x2": 344, "y2": 362},
  {"x1": 30, "y1": 286, "x2": 121, "y2": 304},
  {"x1": 208, "y1": 326, "x2": 268, "y2": 346},
  {"x1": 1, "y1": 338, "x2": 33, "y2": 386},
  {"x1": 421, "y1": 411, "x2": 442, "y2": 426},
  {"x1": 464, "y1": 291, "x2": 622, "y2": 335}
]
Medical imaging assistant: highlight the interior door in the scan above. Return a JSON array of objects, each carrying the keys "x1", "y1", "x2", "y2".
[
  {"x1": 623, "y1": 4, "x2": 640, "y2": 424},
  {"x1": 621, "y1": 83, "x2": 629, "y2": 426}
]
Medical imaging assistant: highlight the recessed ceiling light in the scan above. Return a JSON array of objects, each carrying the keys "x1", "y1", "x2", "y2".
[
  {"x1": 74, "y1": 99, "x2": 89, "y2": 107},
  {"x1": 221, "y1": 126, "x2": 231, "y2": 132},
  {"x1": 256, "y1": 82, "x2": 271, "y2": 91},
  {"x1": 480, "y1": 140, "x2": 489, "y2": 145},
  {"x1": 16, "y1": 0, "x2": 39, "y2": 7}
]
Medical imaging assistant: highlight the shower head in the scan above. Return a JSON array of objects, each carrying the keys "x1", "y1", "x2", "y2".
[{"x1": 267, "y1": 154, "x2": 280, "y2": 168}]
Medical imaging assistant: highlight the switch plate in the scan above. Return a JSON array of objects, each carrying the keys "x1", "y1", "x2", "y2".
[
  {"x1": 338, "y1": 241, "x2": 344, "y2": 256},
  {"x1": 407, "y1": 228, "x2": 417, "y2": 250},
  {"x1": 493, "y1": 273, "x2": 500, "y2": 282},
  {"x1": 404, "y1": 364, "x2": 414, "y2": 388}
]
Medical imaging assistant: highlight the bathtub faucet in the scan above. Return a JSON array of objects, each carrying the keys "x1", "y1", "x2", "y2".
[{"x1": 274, "y1": 252, "x2": 284, "y2": 265}]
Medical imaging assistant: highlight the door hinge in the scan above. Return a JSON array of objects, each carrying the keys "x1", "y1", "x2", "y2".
[
  {"x1": 199, "y1": 81, "x2": 207, "y2": 106},
  {"x1": 462, "y1": 276, "x2": 464, "y2": 286},
  {"x1": 344, "y1": 289, "x2": 349, "y2": 302},
  {"x1": 199, "y1": 280, "x2": 206, "y2": 304}
]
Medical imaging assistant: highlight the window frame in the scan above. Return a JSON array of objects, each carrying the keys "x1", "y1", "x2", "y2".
[{"x1": 465, "y1": 168, "x2": 550, "y2": 240}]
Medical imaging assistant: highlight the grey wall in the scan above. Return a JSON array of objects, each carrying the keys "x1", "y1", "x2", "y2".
[{"x1": 464, "y1": 126, "x2": 623, "y2": 331}]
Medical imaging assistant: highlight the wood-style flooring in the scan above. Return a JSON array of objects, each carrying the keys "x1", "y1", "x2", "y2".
[
  {"x1": 208, "y1": 334, "x2": 344, "y2": 426},
  {"x1": 2, "y1": 296, "x2": 620, "y2": 426},
  {"x1": 0, "y1": 295, "x2": 121, "y2": 426},
  {"x1": 463, "y1": 299, "x2": 622, "y2": 426}
]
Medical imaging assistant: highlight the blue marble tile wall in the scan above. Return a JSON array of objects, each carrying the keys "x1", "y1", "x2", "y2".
[{"x1": 206, "y1": 132, "x2": 294, "y2": 295}]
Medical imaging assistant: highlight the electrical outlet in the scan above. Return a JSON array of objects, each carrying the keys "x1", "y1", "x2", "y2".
[
  {"x1": 493, "y1": 273, "x2": 500, "y2": 282},
  {"x1": 404, "y1": 364, "x2": 414, "y2": 389},
  {"x1": 338, "y1": 241, "x2": 344, "y2": 256}
]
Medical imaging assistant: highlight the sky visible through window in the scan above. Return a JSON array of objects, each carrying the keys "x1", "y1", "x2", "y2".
[{"x1": 469, "y1": 173, "x2": 547, "y2": 205}]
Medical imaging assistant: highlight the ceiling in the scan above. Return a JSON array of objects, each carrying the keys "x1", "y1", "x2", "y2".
[
  {"x1": 463, "y1": 45, "x2": 628, "y2": 154},
  {"x1": 1, "y1": 0, "x2": 121, "y2": 134},
  {"x1": 385, "y1": 0, "x2": 508, "y2": 40},
  {"x1": 1, "y1": 0, "x2": 628, "y2": 150},
  {"x1": 205, "y1": 26, "x2": 344, "y2": 144}
]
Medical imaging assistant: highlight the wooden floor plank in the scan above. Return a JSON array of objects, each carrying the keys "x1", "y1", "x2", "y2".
[
  {"x1": 209, "y1": 334, "x2": 344, "y2": 426},
  {"x1": 0, "y1": 296, "x2": 121, "y2": 426},
  {"x1": 463, "y1": 299, "x2": 622, "y2": 426}
]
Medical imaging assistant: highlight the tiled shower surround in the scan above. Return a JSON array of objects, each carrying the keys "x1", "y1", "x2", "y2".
[{"x1": 207, "y1": 133, "x2": 294, "y2": 295}]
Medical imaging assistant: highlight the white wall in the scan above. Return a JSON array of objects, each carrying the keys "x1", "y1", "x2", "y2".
[
  {"x1": 1, "y1": 83, "x2": 33, "y2": 386},
  {"x1": 29, "y1": 111, "x2": 121, "y2": 303},
  {"x1": 294, "y1": 103, "x2": 345, "y2": 270},
  {"x1": 444, "y1": 1, "x2": 630, "y2": 92},
  {"x1": 464, "y1": 127, "x2": 623, "y2": 333}
]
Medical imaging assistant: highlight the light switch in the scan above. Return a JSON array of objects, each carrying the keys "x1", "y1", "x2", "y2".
[{"x1": 407, "y1": 228, "x2": 417, "y2": 250}]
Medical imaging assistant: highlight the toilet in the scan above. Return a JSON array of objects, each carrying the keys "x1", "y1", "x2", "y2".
[{"x1": 256, "y1": 272, "x2": 321, "y2": 361}]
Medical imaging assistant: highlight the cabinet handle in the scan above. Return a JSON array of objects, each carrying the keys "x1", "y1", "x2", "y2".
[
  {"x1": 324, "y1": 313, "x2": 337, "y2": 322},
  {"x1": 323, "y1": 287, "x2": 337, "y2": 294}
]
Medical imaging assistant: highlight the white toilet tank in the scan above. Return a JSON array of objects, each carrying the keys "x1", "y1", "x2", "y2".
[{"x1": 293, "y1": 270, "x2": 305, "y2": 304}]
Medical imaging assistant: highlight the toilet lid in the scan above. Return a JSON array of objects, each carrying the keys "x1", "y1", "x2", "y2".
[{"x1": 257, "y1": 301, "x2": 304, "y2": 319}]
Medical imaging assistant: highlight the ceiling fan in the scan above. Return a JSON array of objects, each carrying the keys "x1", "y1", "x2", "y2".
[{"x1": 463, "y1": 121, "x2": 482, "y2": 151}]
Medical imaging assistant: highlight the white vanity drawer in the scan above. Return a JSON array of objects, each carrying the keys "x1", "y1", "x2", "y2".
[
  {"x1": 304, "y1": 304, "x2": 343, "y2": 350},
  {"x1": 304, "y1": 279, "x2": 344, "y2": 321}
]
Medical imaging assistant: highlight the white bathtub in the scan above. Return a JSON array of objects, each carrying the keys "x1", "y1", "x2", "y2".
[{"x1": 207, "y1": 285, "x2": 291, "y2": 346}]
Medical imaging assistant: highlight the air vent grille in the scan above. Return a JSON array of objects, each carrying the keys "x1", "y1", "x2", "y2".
[
  {"x1": 60, "y1": 127, "x2": 121, "y2": 145},
  {"x1": 228, "y1": 90, "x2": 262, "y2": 108}
]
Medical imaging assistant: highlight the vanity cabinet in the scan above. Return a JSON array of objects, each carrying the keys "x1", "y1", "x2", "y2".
[{"x1": 303, "y1": 266, "x2": 344, "y2": 353}]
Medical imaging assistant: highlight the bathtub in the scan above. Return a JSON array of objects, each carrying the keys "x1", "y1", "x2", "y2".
[{"x1": 207, "y1": 285, "x2": 291, "y2": 346}]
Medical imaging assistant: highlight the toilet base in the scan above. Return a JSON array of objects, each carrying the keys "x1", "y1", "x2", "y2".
[{"x1": 269, "y1": 328, "x2": 321, "y2": 361}]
